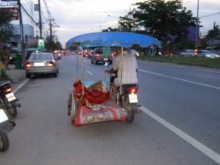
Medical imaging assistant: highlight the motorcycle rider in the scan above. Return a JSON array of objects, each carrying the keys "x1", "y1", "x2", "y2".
[{"x1": 105, "y1": 47, "x2": 138, "y2": 96}]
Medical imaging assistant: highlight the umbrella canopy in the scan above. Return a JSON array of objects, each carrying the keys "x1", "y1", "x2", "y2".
[{"x1": 66, "y1": 32, "x2": 161, "y2": 48}]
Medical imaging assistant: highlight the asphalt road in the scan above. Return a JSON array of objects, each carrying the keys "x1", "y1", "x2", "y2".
[{"x1": 1, "y1": 55, "x2": 220, "y2": 165}]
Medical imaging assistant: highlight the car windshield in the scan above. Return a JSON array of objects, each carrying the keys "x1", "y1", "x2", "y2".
[{"x1": 29, "y1": 53, "x2": 52, "y2": 60}]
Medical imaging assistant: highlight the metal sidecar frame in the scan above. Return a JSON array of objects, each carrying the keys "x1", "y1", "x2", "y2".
[{"x1": 68, "y1": 80, "x2": 128, "y2": 127}]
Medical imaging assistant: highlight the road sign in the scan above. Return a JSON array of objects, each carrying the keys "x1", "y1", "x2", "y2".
[{"x1": 38, "y1": 39, "x2": 45, "y2": 49}]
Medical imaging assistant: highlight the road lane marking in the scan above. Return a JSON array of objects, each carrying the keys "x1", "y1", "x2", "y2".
[
  {"x1": 141, "y1": 106, "x2": 220, "y2": 164},
  {"x1": 86, "y1": 71, "x2": 93, "y2": 75},
  {"x1": 172, "y1": 77, "x2": 220, "y2": 90},
  {"x1": 139, "y1": 69, "x2": 169, "y2": 78},
  {"x1": 139, "y1": 69, "x2": 220, "y2": 90},
  {"x1": 14, "y1": 79, "x2": 30, "y2": 94}
]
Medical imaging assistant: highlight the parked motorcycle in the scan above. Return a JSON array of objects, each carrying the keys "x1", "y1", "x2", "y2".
[
  {"x1": 0, "y1": 107, "x2": 16, "y2": 152},
  {"x1": 0, "y1": 81, "x2": 21, "y2": 117}
]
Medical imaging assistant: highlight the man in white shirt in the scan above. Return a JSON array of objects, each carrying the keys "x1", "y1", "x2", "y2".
[{"x1": 105, "y1": 47, "x2": 138, "y2": 94}]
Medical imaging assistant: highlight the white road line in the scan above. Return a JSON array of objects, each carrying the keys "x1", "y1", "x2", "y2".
[
  {"x1": 172, "y1": 77, "x2": 220, "y2": 90},
  {"x1": 86, "y1": 71, "x2": 93, "y2": 75},
  {"x1": 139, "y1": 69, "x2": 169, "y2": 78},
  {"x1": 14, "y1": 79, "x2": 30, "y2": 94},
  {"x1": 139, "y1": 69, "x2": 220, "y2": 90},
  {"x1": 141, "y1": 106, "x2": 220, "y2": 164}
]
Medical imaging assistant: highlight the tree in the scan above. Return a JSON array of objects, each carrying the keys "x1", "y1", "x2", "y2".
[
  {"x1": 45, "y1": 39, "x2": 63, "y2": 51},
  {"x1": 0, "y1": 9, "x2": 14, "y2": 50},
  {"x1": 133, "y1": 0, "x2": 197, "y2": 43},
  {"x1": 117, "y1": 11, "x2": 137, "y2": 32},
  {"x1": 206, "y1": 24, "x2": 220, "y2": 40}
]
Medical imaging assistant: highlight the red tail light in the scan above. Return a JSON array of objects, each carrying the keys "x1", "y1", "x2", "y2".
[
  {"x1": 25, "y1": 62, "x2": 31, "y2": 68},
  {"x1": 4, "y1": 86, "x2": 12, "y2": 93},
  {"x1": 128, "y1": 87, "x2": 138, "y2": 94},
  {"x1": 95, "y1": 54, "x2": 99, "y2": 58},
  {"x1": 48, "y1": 61, "x2": 55, "y2": 67}
]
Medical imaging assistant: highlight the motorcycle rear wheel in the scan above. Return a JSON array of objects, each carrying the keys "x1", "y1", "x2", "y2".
[
  {"x1": 0, "y1": 130, "x2": 9, "y2": 152},
  {"x1": 3, "y1": 99, "x2": 17, "y2": 117},
  {"x1": 124, "y1": 96, "x2": 135, "y2": 123}
]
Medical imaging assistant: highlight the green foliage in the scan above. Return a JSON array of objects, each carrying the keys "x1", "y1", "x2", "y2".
[
  {"x1": 0, "y1": 49, "x2": 6, "y2": 62},
  {"x1": 163, "y1": 39, "x2": 195, "y2": 51},
  {"x1": 133, "y1": 0, "x2": 197, "y2": 42},
  {"x1": 206, "y1": 25, "x2": 220, "y2": 39},
  {"x1": 0, "y1": 69, "x2": 11, "y2": 81},
  {"x1": 45, "y1": 40, "x2": 63, "y2": 51},
  {"x1": 0, "y1": 9, "x2": 15, "y2": 43}
]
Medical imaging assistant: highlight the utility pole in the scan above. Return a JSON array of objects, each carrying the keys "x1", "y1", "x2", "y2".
[
  {"x1": 38, "y1": 0, "x2": 42, "y2": 39},
  {"x1": 48, "y1": 18, "x2": 54, "y2": 52},
  {"x1": 212, "y1": 22, "x2": 216, "y2": 51},
  {"x1": 195, "y1": 0, "x2": 199, "y2": 57},
  {"x1": 17, "y1": 0, "x2": 25, "y2": 65}
]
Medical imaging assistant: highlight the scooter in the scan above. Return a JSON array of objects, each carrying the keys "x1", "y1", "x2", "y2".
[
  {"x1": 0, "y1": 81, "x2": 21, "y2": 117},
  {"x1": 0, "y1": 107, "x2": 16, "y2": 152}
]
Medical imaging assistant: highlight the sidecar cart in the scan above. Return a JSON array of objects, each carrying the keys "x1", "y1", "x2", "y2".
[{"x1": 67, "y1": 79, "x2": 127, "y2": 127}]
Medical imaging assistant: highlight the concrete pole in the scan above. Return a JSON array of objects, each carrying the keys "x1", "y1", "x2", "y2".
[
  {"x1": 17, "y1": 0, "x2": 25, "y2": 67},
  {"x1": 38, "y1": 0, "x2": 42, "y2": 39}
]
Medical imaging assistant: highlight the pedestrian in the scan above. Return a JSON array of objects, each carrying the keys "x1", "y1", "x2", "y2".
[{"x1": 4, "y1": 47, "x2": 10, "y2": 70}]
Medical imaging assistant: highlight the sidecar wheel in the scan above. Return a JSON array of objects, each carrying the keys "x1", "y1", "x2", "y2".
[
  {"x1": 0, "y1": 130, "x2": 9, "y2": 152},
  {"x1": 69, "y1": 93, "x2": 76, "y2": 125}
]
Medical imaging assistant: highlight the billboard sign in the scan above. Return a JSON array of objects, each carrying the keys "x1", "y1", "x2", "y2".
[{"x1": 0, "y1": 7, "x2": 19, "y2": 20}]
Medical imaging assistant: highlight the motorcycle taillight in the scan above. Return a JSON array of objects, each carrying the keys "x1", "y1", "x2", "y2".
[
  {"x1": 128, "y1": 87, "x2": 138, "y2": 94},
  {"x1": 4, "y1": 86, "x2": 12, "y2": 93}
]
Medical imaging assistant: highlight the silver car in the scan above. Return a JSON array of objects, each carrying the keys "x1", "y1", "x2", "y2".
[
  {"x1": 24, "y1": 52, "x2": 59, "y2": 78},
  {"x1": 197, "y1": 50, "x2": 220, "y2": 58}
]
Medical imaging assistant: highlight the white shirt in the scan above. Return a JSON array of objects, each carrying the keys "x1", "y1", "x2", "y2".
[{"x1": 112, "y1": 51, "x2": 138, "y2": 87}]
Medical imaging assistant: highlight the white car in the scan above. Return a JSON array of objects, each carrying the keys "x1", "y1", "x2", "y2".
[
  {"x1": 197, "y1": 50, "x2": 220, "y2": 58},
  {"x1": 180, "y1": 49, "x2": 194, "y2": 57}
]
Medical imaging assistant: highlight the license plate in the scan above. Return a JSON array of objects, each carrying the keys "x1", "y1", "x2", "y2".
[
  {"x1": 0, "y1": 109, "x2": 8, "y2": 123},
  {"x1": 129, "y1": 93, "x2": 138, "y2": 103},
  {"x1": 6, "y1": 92, "x2": 16, "y2": 102},
  {"x1": 34, "y1": 62, "x2": 45, "y2": 66}
]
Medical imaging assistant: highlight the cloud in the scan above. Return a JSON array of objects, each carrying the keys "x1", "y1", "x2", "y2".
[{"x1": 42, "y1": 0, "x2": 220, "y2": 47}]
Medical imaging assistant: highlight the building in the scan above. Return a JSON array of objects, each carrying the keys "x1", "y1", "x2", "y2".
[{"x1": 10, "y1": 24, "x2": 36, "y2": 50}]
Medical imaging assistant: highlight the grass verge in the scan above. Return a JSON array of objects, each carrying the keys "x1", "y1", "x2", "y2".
[
  {"x1": 0, "y1": 69, "x2": 12, "y2": 82},
  {"x1": 137, "y1": 55, "x2": 220, "y2": 68}
]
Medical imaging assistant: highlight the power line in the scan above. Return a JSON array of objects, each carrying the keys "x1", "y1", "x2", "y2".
[{"x1": 200, "y1": 12, "x2": 220, "y2": 19}]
